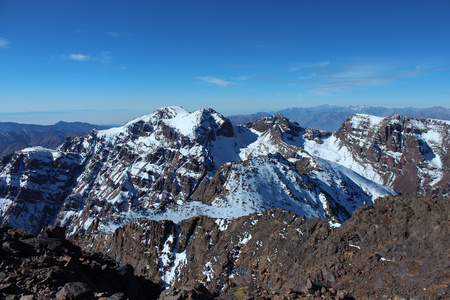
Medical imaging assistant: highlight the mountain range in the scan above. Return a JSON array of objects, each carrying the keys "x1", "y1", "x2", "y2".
[
  {"x1": 0, "y1": 106, "x2": 449, "y2": 299},
  {"x1": 228, "y1": 105, "x2": 450, "y2": 131},
  {"x1": 1, "y1": 106, "x2": 448, "y2": 235},
  {"x1": 0, "y1": 121, "x2": 110, "y2": 158}
]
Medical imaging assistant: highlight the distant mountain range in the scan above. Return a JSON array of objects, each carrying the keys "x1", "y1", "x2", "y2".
[
  {"x1": 0, "y1": 121, "x2": 110, "y2": 157},
  {"x1": 228, "y1": 105, "x2": 450, "y2": 131}
]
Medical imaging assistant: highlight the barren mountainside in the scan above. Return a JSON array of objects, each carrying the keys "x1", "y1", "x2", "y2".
[{"x1": 1, "y1": 195, "x2": 447, "y2": 299}]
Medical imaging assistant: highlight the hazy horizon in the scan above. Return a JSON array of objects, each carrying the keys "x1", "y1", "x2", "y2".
[{"x1": 0, "y1": 104, "x2": 449, "y2": 126}]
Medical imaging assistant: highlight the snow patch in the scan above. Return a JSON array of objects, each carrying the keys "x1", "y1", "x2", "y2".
[
  {"x1": 215, "y1": 219, "x2": 229, "y2": 231},
  {"x1": 328, "y1": 220, "x2": 341, "y2": 228},
  {"x1": 349, "y1": 243, "x2": 361, "y2": 249}
]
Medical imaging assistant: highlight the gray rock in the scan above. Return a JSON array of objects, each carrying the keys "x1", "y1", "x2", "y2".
[
  {"x1": 108, "y1": 293, "x2": 126, "y2": 300},
  {"x1": 56, "y1": 282, "x2": 92, "y2": 300}
]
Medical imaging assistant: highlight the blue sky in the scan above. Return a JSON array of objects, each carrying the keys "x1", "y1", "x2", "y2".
[{"x1": 1, "y1": 0, "x2": 449, "y2": 125}]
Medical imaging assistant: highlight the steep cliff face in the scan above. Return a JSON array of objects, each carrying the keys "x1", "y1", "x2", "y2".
[
  {"x1": 53, "y1": 107, "x2": 234, "y2": 235},
  {"x1": 73, "y1": 195, "x2": 449, "y2": 299}
]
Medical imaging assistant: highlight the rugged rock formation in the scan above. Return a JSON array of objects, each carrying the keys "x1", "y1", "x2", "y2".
[
  {"x1": 1, "y1": 108, "x2": 448, "y2": 299},
  {"x1": 74, "y1": 195, "x2": 449, "y2": 299},
  {"x1": 0, "y1": 226, "x2": 161, "y2": 299}
]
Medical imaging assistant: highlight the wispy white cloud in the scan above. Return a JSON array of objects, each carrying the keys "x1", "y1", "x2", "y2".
[
  {"x1": 196, "y1": 76, "x2": 235, "y2": 87},
  {"x1": 74, "y1": 29, "x2": 129, "y2": 38},
  {"x1": 60, "y1": 52, "x2": 112, "y2": 64},
  {"x1": 106, "y1": 30, "x2": 130, "y2": 37},
  {"x1": 62, "y1": 53, "x2": 91, "y2": 61},
  {"x1": 311, "y1": 63, "x2": 446, "y2": 93},
  {"x1": 197, "y1": 59, "x2": 446, "y2": 95},
  {"x1": 0, "y1": 37, "x2": 10, "y2": 49}
]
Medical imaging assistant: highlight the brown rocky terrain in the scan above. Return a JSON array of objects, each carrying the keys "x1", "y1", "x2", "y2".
[
  {"x1": 72, "y1": 194, "x2": 449, "y2": 299},
  {"x1": 0, "y1": 226, "x2": 161, "y2": 299}
]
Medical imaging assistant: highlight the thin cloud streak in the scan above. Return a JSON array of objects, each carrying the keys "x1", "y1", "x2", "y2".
[
  {"x1": 196, "y1": 76, "x2": 235, "y2": 87},
  {"x1": 62, "y1": 54, "x2": 91, "y2": 61},
  {"x1": 60, "y1": 52, "x2": 113, "y2": 64},
  {"x1": 100, "y1": 51, "x2": 112, "y2": 64},
  {"x1": 193, "y1": 60, "x2": 447, "y2": 96},
  {"x1": 0, "y1": 37, "x2": 10, "y2": 49},
  {"x1": 106, "y1": 31, "x2": 130, "y2": 37},
  {"x1": 310, "y1": 66, "x2": 447, "y2": 90}
]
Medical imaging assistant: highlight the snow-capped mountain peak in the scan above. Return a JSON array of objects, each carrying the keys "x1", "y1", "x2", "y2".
[{"x1": 96, "y1": 107, "x2": 233, "y2": 144}]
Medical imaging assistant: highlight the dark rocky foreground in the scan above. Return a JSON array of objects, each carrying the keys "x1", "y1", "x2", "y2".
[
  {"x1": 1, "y1": 195, "x2": 449, "y2": 299},
  {"x1": 0, "y1": 226, "x2": 162, "y2": 300}
]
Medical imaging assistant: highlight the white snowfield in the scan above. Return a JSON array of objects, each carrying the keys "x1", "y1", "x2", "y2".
[{"x1": 1, "y1": 107, "x2": 447, "y2": 236}]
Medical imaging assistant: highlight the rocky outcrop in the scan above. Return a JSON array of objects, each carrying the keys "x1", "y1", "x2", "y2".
[
  {"x1": 0, "y1": 226, "x2": 161, "y2": 299},
  {"x1": 74, "y1": 195, "x2": 449, "y2": 299}
]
